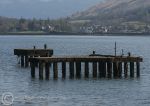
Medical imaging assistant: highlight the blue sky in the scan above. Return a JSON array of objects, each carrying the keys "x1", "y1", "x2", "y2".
[{"x1": 0, "y1": 0, "x2": 103, "y2": 19}]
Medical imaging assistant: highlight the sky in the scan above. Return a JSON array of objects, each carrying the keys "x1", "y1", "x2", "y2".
[{"x1": 0, "y1": 0, "x2": 103, "y2": 19}]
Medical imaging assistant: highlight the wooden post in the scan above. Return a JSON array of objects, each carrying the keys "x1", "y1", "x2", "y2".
[
  {"x1": 93, "y1": 62, "x2": 97, "y2": 78},
  {"x1": 39, "y1": 61, "x2": 44, "y2": 79},
  {"x1": 118, "y1": 62, "x2": 122, "y2": 78},
  {"x1": 62, "y1": 62, "x2": 66, "y2": 79},
  {"x1": 113, "y1": 62, "x2": 118, "y2": 78},
  {"x1": 25, "y1": 55, "x2": 29, "y2": 67},
  {"x1": 21, "y1": 55, "x2": 24, "y2": 67},
  {"x1": 76, "y1": 62, "x2": 81, "y2": 78},
  {"x1": 101, "y1": 62, "x2": 106, "y2": 77},
  {"x1": 45, "y1": 62, "x2": 50, "y2": 80},
  {"x1": 130, "y1": 62, "x2": 134, "y2": 78},
  {"x1": 31, "y1": 62, "x2": 35, "y2": 78},
  {"x1": 53, "y1": 62, "x2": 58, "y2": 79},
  {"x1": 85, "y1": 62, "x2": 89, "y2": 78},
  {"x1": 107, "y1": 62, "x2": 112, "y2": 78},
  {"x1": 136, "y1": 62, "x2": 140, "y2": 77},
  {"x1": 124, "y1": 62, "x2": 128, "y2": 78},
  {"x1": 34, "y1": 56, "x2": 38, "y2": 67},
  {"x1": 69, "y1": 62, "x2": 74, "y2": 79},
  {"x1": 98, "y1": 62, "x2": 102, "y2": 78}
]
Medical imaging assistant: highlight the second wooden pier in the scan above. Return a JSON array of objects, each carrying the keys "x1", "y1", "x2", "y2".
[{"x1": 14, "y1": 48, "x2": 53, "y2": 67}]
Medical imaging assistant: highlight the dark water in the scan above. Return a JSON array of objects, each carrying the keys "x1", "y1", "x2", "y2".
[{"x1": 0, "y1": 35, "x2": 149, "y2": 106}]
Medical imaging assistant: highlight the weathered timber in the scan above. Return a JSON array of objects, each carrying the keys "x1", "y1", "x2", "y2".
[
  {"x1": 113, "y1": 62, "x2": 118, "y2": 78},
  {"x1": 85, "y1": 62, "x2": 89, "y2": 78},
  {"x1": 93, "y1": 62, "x2": 97, "y2": 78},
  {"x1": 118, "y1": 62, "x2": 122, "y2": 78},
  {"x1": 53, "y1": 62, "x2": 58, "y2": 79},
  {"x1": 39, "y1": 61, "x2": 44, "y2": 79},
  {"x1": 136, "y1": 62, "x2": 140, "y2": 77},
  {"x1": 14, "y1": 49, "x2": 53, "y2": 57},
  {"x1": 69, "y1": 62, "x2": 74, "y2": 79},
  {"x1": 21, "y1": 55, "x2": 24, "y2": 67},
  {"x1": 14, "y1": 48, "x2": 53, "y2": 67},
  {"x1": 62, "y1": 62, "x2": 66, "y2": 79},
  {"x1": 130, "y1": 62, "x2": 135, "y2": 77},
  {"x1": 107, "y1": 62, "x2": 112, "y2": 78},
  {"x1": 25, "y1": 55, "x2": 29, "y2": 67},
  {"x1": 31, "y1": 62, "x2": 35, "y2": 78},
  {"x1": 76, "y1": 62, "x2": 81, "y2": 78},
  {"x1": 45, "y1": 62, "x2": 50, "y2": 80},
  {"x1": 124, "y1": 62, "x2": 128, "y2": 78},
  {"x1": 28, "y1": 55, "x2": 143, "y2": 79}
]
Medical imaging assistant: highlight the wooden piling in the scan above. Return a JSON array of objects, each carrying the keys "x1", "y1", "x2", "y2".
[
  {"x1": 136, "y1": 62, "x2": 140, "y2": 77},
  {"x1": 107, "y1": 62, "x2": 112, "y2": 78},
  {"x1": 130, "y1": 62, "x2": 134, "y2": 77},
  {"x1": 39, "y1": 61, "x2": 44, "y2": 79},
  {"x1": 93, "y1": 62, "x2": 97, "y2": 78},
  {"x1": 118, "y1": 62, "x2": 122, "y2": 78},
  {"x1": 99, "y1": 62, "x2": 107, "y2": 78},
  {"x1": 85, "y1": 62, "x2": 89, "y2": 78},
  {"x1": 31, "y1": 62, "x2": 35, "y2": 78},
  {"x1": 62, "y1": 62, "x2": 66, "y2": 79},
  {"x1": 99, "y1": 62, "x2": 106, "y2": 78},
  {"x1": 124, "y1": 62, "x2": 128, "y2": 78},
  {"x1": 45, "y1": 62, "x2": 50, "y2": 80},
  {"x1": 53, "y1": 62, "x2": 58, "y2": 79},
  {"x1": 25, "y1": 55, "x2": 29, "y2": 67},
  {"x1": 76, "y1": 62, "x2": 81, "y2": 78},
  {"x1": 21, "y1": 55, "x2": 24, "y2": 67},
  {"x1": 113, "y1": 62, "x2": 118, "y2": 78},
  {"x1": 69, "y1": 62, "x2": 74, "y2": 79}
]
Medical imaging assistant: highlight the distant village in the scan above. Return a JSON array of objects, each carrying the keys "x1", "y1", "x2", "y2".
[{"x1": 1, "y1": 17, "x2": 150, "y2": 34}]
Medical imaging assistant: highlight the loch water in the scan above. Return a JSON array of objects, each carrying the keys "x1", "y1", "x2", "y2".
[{"x1": 0, "y1": 35, "x2": 149, "y2": 106}]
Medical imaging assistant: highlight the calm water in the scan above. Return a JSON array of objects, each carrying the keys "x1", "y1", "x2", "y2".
[{"x1": 0, "y1": 35, "x2": 150, "y2": 106}]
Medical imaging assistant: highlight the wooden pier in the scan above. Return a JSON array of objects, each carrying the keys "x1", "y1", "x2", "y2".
[
  {"x1": 14, "y1": 48, "x2": 53, "y2": 67},
  {"x1": 28, "y1": 55, "x2": 143, "y2": 79}
]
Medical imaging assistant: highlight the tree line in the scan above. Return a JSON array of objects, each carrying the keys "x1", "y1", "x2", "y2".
[{"x1": 0, "y1": 16, "x2": 72, "y2": 33}]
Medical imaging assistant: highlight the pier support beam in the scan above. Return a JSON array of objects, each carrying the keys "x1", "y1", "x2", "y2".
[
  {"x1": 118, "y1": 62, "x2": 122, "y2": 78},
  {"x1": 93, "y1": 62, "x2": 97, "y2": 78},
  {"x1": 107, "y1": 62, "x2": 112, "y2": 78},
  {"x1": 39, "y1": 61, "x2": 44, "y2": 79},
  {"x1": 99, "y1": 62, "x2": 106, "y2": 78},
  {"x1": 130, "y1": 62, "x2": 134, "y2": 78},
  {"x1": 21, "y1": 55, "x2": 24, "y2": 67},
  {"x1": 124, "y1": 62, "x2": 128, "y2": 78},
  {"x1": 62, "y1": 62, "x2": 66, "y2": 79},
  {"x1": 31, "y1": 62, "x2": 35, "y2": 78},
  {"x1": 136, "y1": 62, "x2": 140, "y2": 77},
  {"x1": 69, "y1": 62, "x2": 74, "y2": 79},
  {"x1": 113, "y1": 62, "x2": 118, "y2": 78},
  {"x1": 53, "y1": 62, "x2": 58, "y2": 79},
  {"x1": 85, "y1": 62, "x2": 89, "y2": 78},
  {"x1": 76, "y1": 62, "x2": 81, "y2": 78},
  {"x1": 45, "y1": 62, "x2": 50, "y2": 80},
  {"x1": 25, "y1": 55, "x2": 29, "y2": 67}
]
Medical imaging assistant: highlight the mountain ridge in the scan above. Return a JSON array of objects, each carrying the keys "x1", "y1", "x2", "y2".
[{"x1": 71, "y1": 0, "x2": 150, "y2": 25}]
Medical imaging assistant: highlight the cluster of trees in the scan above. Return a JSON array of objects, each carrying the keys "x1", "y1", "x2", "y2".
[{"x1": 0, "y1": 16, "x2": 72, "y2": 33}]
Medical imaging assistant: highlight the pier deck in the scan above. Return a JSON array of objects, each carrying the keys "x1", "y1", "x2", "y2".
[{"x1": 14, "y1": 48, "x2": 53, "y2": 67}]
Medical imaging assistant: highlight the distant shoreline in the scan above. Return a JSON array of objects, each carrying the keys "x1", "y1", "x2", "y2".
[{"x1": 0, "y1": 32, "x2": 150, "y2": 36}]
